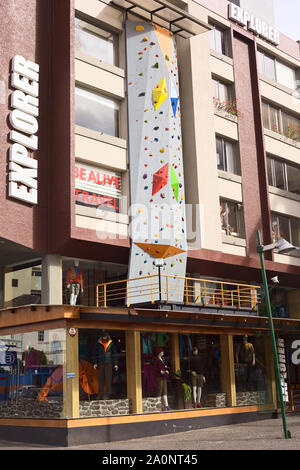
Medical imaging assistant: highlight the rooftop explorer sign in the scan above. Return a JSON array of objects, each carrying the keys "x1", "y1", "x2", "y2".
[{"x1": 229, "y1": 2, "x2": 280, "y2": 46}]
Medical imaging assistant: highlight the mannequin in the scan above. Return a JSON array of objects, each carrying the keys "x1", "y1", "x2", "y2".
[
  {"x1": 153, "y1": 347, "x2": 171, "y2": 411},
  {"x1": 93, "y1": 331, "x2": 118, "y2": 400},
  {"x1": 66, "y1": 260, "x2": 83, "y2": 305},
  {"x1": 188, "y1": 346, "x2": 206, "y2": 408},
  {"x1": 235, "y1": 335, "x2": 255, "y2": 390}
]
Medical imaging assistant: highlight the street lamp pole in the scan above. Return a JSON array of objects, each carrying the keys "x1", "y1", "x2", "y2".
[{"x1": 256, "y1": 230, "x2": 291, "y2": 439}]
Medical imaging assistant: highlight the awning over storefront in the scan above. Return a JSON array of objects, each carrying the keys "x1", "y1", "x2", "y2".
[{"x1": 109, "y1": 0, "x2": 212, "y2": 38}]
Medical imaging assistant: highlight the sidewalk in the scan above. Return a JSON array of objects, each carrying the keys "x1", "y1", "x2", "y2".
[{"x1": 0, "y1": 413, "x2": 300, "y2": 450}]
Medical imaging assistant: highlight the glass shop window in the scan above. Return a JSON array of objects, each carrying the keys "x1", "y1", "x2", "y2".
[
  {"x1": 141, "y1": 332, "x2": 222, "y2": 411},
  {"x1": 4, "y1": 262, "x2": 42, "y2": 308},
  {"x1": 78, "y1": 329, "x2": 127, "y2": 415},
  {"x1": 75, "y1": 17, "x2": 118, "y2": 66},
  {"x1": 75, "y1": 85, "x2": 120, "y2": 137},
  {"x1": 233, "y1": 335, "x2": 270, "y2": 405},
  {"x1": 216, "y1": 136, "x2": 240, "y2": 175},
  {"x1": 62, "y1": 258, "x2": 127, "y2": 307},
  {"x1": 209, "y1": 23, "x2": 230, "y2": 57},
  {"x1": 0, "y1": 329, "x2": 66, "y2": 419},
  {"x1": 220, "y1": 199, "x2": 245, "y2": 238}
]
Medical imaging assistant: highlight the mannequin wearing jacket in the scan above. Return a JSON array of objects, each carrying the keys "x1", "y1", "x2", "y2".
[
  {"x1": 93, "y1": 332, "x2": 118, "y2": 399},
  {"x1": 153, "y1": 347, "x2": 171, "y2": 411}
]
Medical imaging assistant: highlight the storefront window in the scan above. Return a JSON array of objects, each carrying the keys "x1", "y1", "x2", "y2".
[
  {"x1": 141, "y1": 332, "x2": 222, "y2": 412},
  {"x1": 78, "y1": 329, "x2": 128, "y2": 416},
  {"x1": 62, "y1": 258, "x2": 127, "y2": 306},
  {"x1": 4, "y1": 262, "x2": 42, "y2": 308},
  {"x1": 0, "y1": 329, "x2": 66, "y2": 419},
  {"x1": 233, "y1": 335, "x2": 269, "y2": 405}
]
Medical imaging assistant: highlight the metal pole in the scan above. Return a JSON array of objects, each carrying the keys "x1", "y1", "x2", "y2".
[
  {"x1": 158, "y1": 265, "x2": 161, "y2": 303},
  {"x1": 257, "y1": 230, "x2": 291, "y2": 439}
]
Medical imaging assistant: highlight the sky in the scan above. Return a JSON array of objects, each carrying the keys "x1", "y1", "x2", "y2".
[{"x1": 273, "y1": 0, "x2": 300, "y2": 41}]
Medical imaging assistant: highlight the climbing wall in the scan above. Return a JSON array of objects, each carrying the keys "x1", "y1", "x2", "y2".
[{"x1": 126, "y1": 21, "x2": 187, "y2": 304}]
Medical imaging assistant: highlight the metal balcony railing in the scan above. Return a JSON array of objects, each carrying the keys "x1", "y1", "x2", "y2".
[{"x1": 96, "y1": 275, "x2": 261, "y2": 313}]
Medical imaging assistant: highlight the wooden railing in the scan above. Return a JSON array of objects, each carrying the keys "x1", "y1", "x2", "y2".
[{"x1": 96, "y1": 275, "x2": 261, "y2": 312}]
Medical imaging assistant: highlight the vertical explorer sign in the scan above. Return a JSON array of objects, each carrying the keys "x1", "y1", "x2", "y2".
[{"x1": 8, "y1": 55, "x2": 39, "y2": 205}]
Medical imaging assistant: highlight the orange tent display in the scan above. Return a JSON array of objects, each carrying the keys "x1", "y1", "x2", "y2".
[{"x1": 38, "y1": 360, "x2": 98, "y2": 402}]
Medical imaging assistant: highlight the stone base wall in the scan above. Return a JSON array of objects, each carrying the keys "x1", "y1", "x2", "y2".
[
  {"x1": 79, "y1": 399, "x2": 131, "y2": 417},
  {"x1": 0, "y1": 399, "x2": 63, "y2": 418},
  {"x1": 142, "y1": 397, "x2": 162, "y2": 413},
  {"x1": 203, "y1": 393, "x2": 227, "y2": 408},
  {"x1": 236, "y1": 391, "x2": 268, "y2": 406}
]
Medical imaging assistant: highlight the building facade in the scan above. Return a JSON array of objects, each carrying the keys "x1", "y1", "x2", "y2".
[{"x1": 0, "y1": 0, "x2": 300, "y2": 446}]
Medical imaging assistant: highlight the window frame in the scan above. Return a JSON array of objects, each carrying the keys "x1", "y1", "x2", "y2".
[
  {"x1": 75, "y1": 85, "x2": 120, "y2": 137},
  {"x1": 220, "y1": 198, "x2": 245, "y2": 239},
  {"x1": 262, "y1": 101, "x2": 300, "y2": 141},
  {"x1": 271, "y1": 212, "x2": 300, "y2": 247},
  {"x1": 258, "y1": 48, "x2": 296, "y2": 91},
  {"x1": 209, "y1": 22, "x2": 230, "y2": 57},
  {"x1": 216, "y1": 136, "x2": 240, "y2": 176},
  {"x1": 212, "y1": 76, "x2": 233, "y2": 103},
  {"x1": 75, "y1": 15, "x2": 119, "y2": 67},
  {"x1": 267, "y1": 155, "x2": 300, "y2": 196}
]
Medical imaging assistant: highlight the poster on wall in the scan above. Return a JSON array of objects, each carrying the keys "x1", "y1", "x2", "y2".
[{"x1": 75, "y1": 162, "x2": 121, "y2": 213}]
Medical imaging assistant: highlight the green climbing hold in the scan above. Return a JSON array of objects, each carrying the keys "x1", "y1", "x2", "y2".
[{"x1": 170, "y1": 165, "x2": 179, "y2": 202}]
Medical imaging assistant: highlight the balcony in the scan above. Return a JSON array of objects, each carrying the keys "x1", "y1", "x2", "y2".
[{"x1": 96, "y1": 275, "x2": 261, "y2": 316}]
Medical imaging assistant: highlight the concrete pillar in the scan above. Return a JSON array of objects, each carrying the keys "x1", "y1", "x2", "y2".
[
  {"x1": 41, "y1": 255, "x2": 62, "y2": 305},
  {"x1": 220, "y1": 334, "x2": 237, "y2": 407}
]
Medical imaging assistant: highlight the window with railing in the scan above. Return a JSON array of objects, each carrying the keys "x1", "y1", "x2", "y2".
[
  {"x1": 258, "y1": 49, "x2": 297, "y2": 91},
  {"x1": 267, "y1": 155, "x2": 300, "y2": 196},
  {"x1": 262, "y1": 101, "x2": 300, "y2": 143},
  {"x1": 216, "y1": 136, "x2": 240, "y2": 175},
  {"x1": 220, "y1": 199, "x2": 245, "y2": 238}
]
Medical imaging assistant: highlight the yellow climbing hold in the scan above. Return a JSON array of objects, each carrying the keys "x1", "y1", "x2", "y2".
[
  {"x1": 136, "y1": 25, "x2": 145, "y2": 31},
  {"x1": 160, "y1": 148, "x2": 166, "y2": 153},
  {"x1": 152, "y1": 77, "x2": 167, "y2": 111}
]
